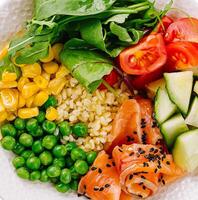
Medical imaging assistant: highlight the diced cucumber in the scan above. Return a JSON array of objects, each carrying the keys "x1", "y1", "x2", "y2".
[
  {"x1": 160, "y1": 114, "x2": 189, "y2": 148},
  {"x1": 154, "y1": 88, "x2": 177, "y2": 124},
  {"x1": 185, "y1": 97, "x2": 198, "y2": 128},
  {"x1": 173, "y1": 129, "x2": 198, "y2": 172},
  {"x1": 164, "y1": 71, "x2": 193, "y2": 115},
  {"x1": 194, "y1": 81, "x2": 198, "y2": 95}
]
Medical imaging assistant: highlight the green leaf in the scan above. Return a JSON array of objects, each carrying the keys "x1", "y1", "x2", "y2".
[
  {"x1": 35, "y1": 0, "x2": 117, "y2": 20},
  {"x1": 104, "y1": 14, "x2": 129, "y2": 24}
]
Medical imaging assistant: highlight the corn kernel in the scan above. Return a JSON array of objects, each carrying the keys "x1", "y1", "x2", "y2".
[
  {"x1": 22, "y1": 63, "x2": 41, "y2": 78},
  {"x1": 7, "y1": 112, "x2": 16, "y2": 121},
  {"x1": 40, "y1": 46, "x2": 54, "y2": 63},
  {"x1": 18, "y1": 107, "x2": 39, "y2": 119},
  {"x1": 2, "y1": 72, "x2": 17, "y2": 82},
  {"x1": 46, "y1": 107, "x2": 58, "y2": 121},
  {"x1": 0, "y1": 44, "x2": 8, "y2": 61},
  {"x1": 43, "y1": 61, "x2": 59, "y2": 74},
  {"x1": 26, "y1": 95, "x2": 35, "y2": 108},
  {"x1": 33, "y1": 91, "x2": 49, "y2": 107},
  {"x1": 0, "y1": 111, "x2": 8, "y2": 122},
  {"x1": 18, "y1": 94, "x2": 26, "y2": 108},
  {"x1": 48, "y1": 77, "x2": 66, "y2": 95},
  {"x1": 56, "y1": 65, "x2": 70, "y2": 78},
  {"x1": 33, "y1": 75, "x2": 49, "y2": 89},
  {"x1": 52, "y1": 43, "x2": 64, "y2": 62},
  {"x1": 41, "y1": 71, "x2": 51, "y2": 81},
  {"x1": 0, "y1": 81, "x2": 17, "y2": 89},
  {"x1": 18, "y1": 77, "x2": 29, "y2": 91},
  {"x1": 0, "y1": 98, "x2": 5, "y2": 112},
  {"x1": 0, "y1": 89, "x2": 18, "y2": 111},
  {"x1": 21, "y1": 82, "x2": 39, "y2": 99}
]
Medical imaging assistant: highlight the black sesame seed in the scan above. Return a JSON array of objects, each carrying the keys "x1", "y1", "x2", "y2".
[
  {"x1": 94, "y1": 187, "x2": 99, "y2": 191},
  {"x1": 154, "y1": 169, "x2": 158, "y2": 173},
  {"x1": 166, "y1": 161, "x2": 170, "y2": 165},
  {"x1": 133, "y1": 131, "x2": 137, "y2": 135},
  {"x1": 84, "y1": 195, "x2": 91, "y2": 199},
  {"x1": 141, "y1": 175, "x2": 146, "y2": 179},
  {"x1": 105, "y1": 184, "x2": 110, "y2": 188},
  {"x1": 129, "y1": 152, "x2": 134, "y2": 156},
  {"x1": 138, "y1": 194, "x2": 143, "y2": 198},
  {"x1": 150, "y1": 148, "x2": 155, "y2": 152},
  {"x1": 91, "y1": 167, "x2": 97, "y2": 171},
  {"x1": 98, "y1": 168, "x2": 102, "y2": 173},
  {"x1": 143, "y1": 185, "x2": 146, "y2": 190},
  {"x1": 154, "y1": 149, "x2": 159, "y2": 154},
  {"x1": 77, "y1": 193, "x2": 83, "y2": 197},
  {"x1": 141, "y1": 124, "x2": 146, "y2": 128},
  {"x1": 162, "y1": 180, "x2": 165, "y2": 185},
  {"x1": 112, "y1": 162, "x2": 116, "y2": 166},
  {"x1": 129, "y1": 174, "x2": 133, "y2": 180},
  {"x1": 99, "y1": 187, "x2": 104, "y2": 191},
  {"x1": 106, "y1": 164, "x2": 111, "y2": 168},
  {"x1": 108, "y1": 155, "x2": 112, "y2": 159},
  {"x1": 118, "y1": 148, "x2": 123, "y2": 152}
]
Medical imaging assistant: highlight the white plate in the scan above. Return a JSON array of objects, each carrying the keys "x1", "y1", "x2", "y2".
[{"x1": 1, "y1": 0, "x2": 198, "y2": 200}]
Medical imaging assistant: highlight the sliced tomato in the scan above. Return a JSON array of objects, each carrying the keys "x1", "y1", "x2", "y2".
[
  {"x1": 165, "y1": 18, "x2": 198, "y2": 43},
  {"x1": 130, "y1": 66, "x2": 164, "y2": 90},
  {"x1": 166, "y1": 41, "x2": 198, "y2": 72},
  {"x1": 99, "y1": 69, "x2": 118, "y2": 90},
  {"x1": 118, "y1": 33, "x2": 167, "y2": 75},
  {"x1": 152, "y1": 16, "x2": 174, "y2": 35}
]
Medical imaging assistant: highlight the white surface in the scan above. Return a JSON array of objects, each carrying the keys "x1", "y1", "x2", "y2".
[{"x1": 1, "y1": 0, "x2": 198, "y2": 200}]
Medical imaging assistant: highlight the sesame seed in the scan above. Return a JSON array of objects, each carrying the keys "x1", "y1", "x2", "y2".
[
  {"x1": 118, "y1": 148, "x2": 123, "y2": 152},
  {"x1": 143, "y1": 185, "x2": 146, "y2": 190},
  {"x1": 129, "y1": 174, "x2": 133, "y2": 180},
  {"x1": 105, "y1": 184, "x2": 110, "y2": 188},
  {"x1": 106, "y1": 164, "x2": 111, "y2": 167},
  {"x1": 138, "y1": 194, "x2": 143, "y2": 198},
  {"x1": 98, "y1": 168, "x2": 102, "y2": 173},
  {"x1": 133, "y1": 131, "x2": 137, "y2": 135},
  {"x1": 141, "y1": 175, "x2": 146, "y2": 179},
  {"x1": 94, "y1": 187, "x2": 99, "y2": 191},
  {"x1": 112, "y1": 162, "x2": 116, "y2": 166},
  {"x1": 154, "y1": 169, "x2": 158, "y2": 173},
  {"x1": 154, "y1": 149, "x2": 159, "y2": 154},
  {"x1": 162, "y1": 180, "x2": 165, "y2": 185},
  {"x1": 150, "y1": 148, "x2": 155, "y2": 152},
  {"x1": 91, "y1": 167, "x2": 97, "y2": 171},
  {"x1": 166, "y1": 161, "x2": 170, "y2": 165},
  {"x1": 99, "y1": 187, "x2": 104, "y2": 191},
  {"x1": 129, "y1": 152, "x2": 134, "y2": 156}
]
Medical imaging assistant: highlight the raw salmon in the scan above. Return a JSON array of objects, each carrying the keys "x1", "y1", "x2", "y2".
[{"x1": 78, "y1": 151, "x2": 121, "y2": 200}]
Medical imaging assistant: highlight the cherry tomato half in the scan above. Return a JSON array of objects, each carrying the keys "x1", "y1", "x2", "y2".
[{"x1": 118, "y1": 33, "x2": 167, "y2": 75}]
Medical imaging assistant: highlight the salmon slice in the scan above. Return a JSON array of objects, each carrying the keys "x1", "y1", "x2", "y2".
[
  {"x1": 105, "y1": 99, "x2": 142, "y2": 153},
  {"x1": 78, "y1": 151, "x2": 121, "y2": 200},
  {"x1": 113, "y1": 144, "x2": 183, "y2": 199},
  {"x1": 120, "y1": 191, "x2": 134, "y2": 200}
]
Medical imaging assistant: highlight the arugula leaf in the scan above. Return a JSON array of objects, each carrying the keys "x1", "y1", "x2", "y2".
[{"x1": 35, "y1": 0, "x2": 117, "y2": 20}]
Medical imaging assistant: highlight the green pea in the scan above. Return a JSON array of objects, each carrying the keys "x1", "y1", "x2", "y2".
[
  {"x1": 19, "y1": 133, "x2": 33, "y2": 147},
  {"x1": 42, "y1": 135, "x2": 57, "y2": 150},
  {"x1": 47, "y1": 165, "x2": 61, "y2": 178},
  {"x1": 42, "y1": 120, "x2": 56, "y2": 134},
  {"x1": 87, "y1": 151, "x2": 97, "y2": 165},
  {"x1": 26, "y1": 157, "x2": 41, "y2": 170},
  {"x1": 72, "y1": 123, "x2": 88, "y2": 138},
  {"x1": 12, "y1": 143, "x2": 25, "y2": 155},
  {"x1": 58, "y1": 121, "x2": 71, "y2": 136},
  {"x1": 40, "y1": 170, "x2": 49, "y2": 182},
  {"x1": 1, "y1": 136, "x2": 16, "y2": 150},
  {"x1": 55, "y1": 182, "x2": 70, "y2": 193},
  {"x1": 21, "y1": 150, "x2": 35, "y2": 160},
  {"x1": 30, "y1": 171, "x2": 41, "y2": 181},
  {"x1": 14, "y1": 118, "x2": 26, "y2": 130},
  {"x1": 65, "y1": 142, "x2": 77, "y2": 152},
  {"x1": 70, "y1": 180, "x2": 79, "y2": 191},
  {"x1": 71, "y1": 148, "x2": 86, "y2": 161},
  {"x1": 65, "y1": 157, "x2": 74, "y2": 168},
  {"x1": 50, "y1": 177, "x2": 59, "y2": 184},
  {"x1": 1, "y1": 123, "x2": 17, "y2": 137},
  {"x1": 30, "y1": 126, "x2": 43, "y2": 137},
  {"x1": 36, "y1": 111, "x2": 46, "y2": 123},
  {"x1": 44, "y1": 96, "x2": 57, "y2": 109},
  {"x1": 74, "y1": 160, "x2": 89, "y2": 175},
  {"x1": 60, "y1": 168, "x2": 71, "y2": 184},
  {"x1": 53, "y1": 158, "x2": 66, "y2": 169},
  {"x1": 53, "y1": 145, "x2": 67, "y2": 158},
  {"x1": 16, "y1": 167, "x2": 30, "y2": 180},
  {"x1": 26, "y1": 118, "x2": 38, "y2": 132},
  {"x1": 32, "y1": 140, "x2": 44, "y2": 154},
  {"x1": 70, "y1": 166, "x2": 80, "y2": 180},
  {"x1": 12, "y1": 156, "x2": 25, "y2": 169},
  {"x1": 39, "y1": 151, "x2": 53, "y2": 166}
]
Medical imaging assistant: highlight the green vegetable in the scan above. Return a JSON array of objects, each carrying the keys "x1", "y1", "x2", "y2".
[
  {"x1": 47, "y1": 165, "x2": 61, "y2": 178},
  {"x1": 14, "y1": 118, "x2": 26, "y2": 130},
  {"x1": 70, "y1": 180, "x2": 78, "y2": 191},
  {"x1": 39, "y1": 151, "x2": 53, "y2": 166},
  {"x1": 1, "y1": 123, "x2": 17, "y2": 137},
  {"x1": 26, "y1": 157, "x2": 41, "y2": 170},
  {"x1": 16, "y1": 167, "x2": 30, "y2": 180},
  {"x1": 42, "y1": 135, "x2": 57, "y2": 150},
  {"x1": 72, "y1": 122, "x2": 88, "y2": 138},
  {"x1": 1, "y1": 136, "x2": 16, "y2": 150},
  {"x1": 30, "y1": 126, "x2": 43, "y2": 137},
  {"x1": 12, "y1": 156, "x2": 25, "y2": 168},
  {"x1": 42, "y1": 120, "x2": 56, "y2": 134},
  {"x1": 36, "y1": 111, "x2": 46, "y2": 123},
  {"x1": 65, "y1": 142, "x2": 77, "y2": 152},
  {"x1": 30, "y1": 171, "x2": 41, "y2": 181},
  {"x1": 19, "y1": 133, "x2": 33, "y2": 147},
  {"x1": 26, "y1": 118, "x2": 38, "y2": 132},
  {"x1": 58, "y1": 121, "x2": 72, "y2": 136},
  {"x1": 44, "y1": 96, "x2": 57, "y2": 109},
  {"x1": 74, "y1": 160, "x2": 89, "y2": 175},
  {"x1": 53, "y1": 157, "x2": 66, "y2": 169},
  {"x1": 40, "y1": 169, "x2": 49, "y2": 182},
  {"x1": 65, "y1": 157, "x2": 74, "y2": 168},
  {"x1": 12, "y1": 143, "x2": 25, "y2": 155},
  {"x1": 87, "y1": 151, "x2": 97, "y2": 165},
  {"x1": 32, "y1": 140, "x2": 44, "y2": 154},
  {"x1": 70, "y1": 166, "x2": 80, "y2": 180},
  {"x1": 55, "y1": 182, "x2": 70, "y2": 193},
  {"x1": 50, "y1": 177, "x2": 59, "y2": 184},
  {"x1": 71, "y1": 148, "x2": 86, "y2": 161},
  {"x1": 53, "y1": 145, "x2": 67, "y2": 158},
  {"x1": 60, "y1": 168, "x2": 72, "y2": 184},
  {"x1": 21, "y1": 150, "x2": 35, "y2": 160}
]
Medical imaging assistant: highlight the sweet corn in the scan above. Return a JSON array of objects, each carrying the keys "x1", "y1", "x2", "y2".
[
  {"x1": 56, "y1": 65, "x2": 70, "y2": 78},
  {"x1": 33, "y1": 91, "x2": 49, "y2": 107},
  {"x1": 40, "y1": 46, "x2": 54, "y2": 63},
  {"x1": 21, "y1": 82, "x2": 40, "y2": 99},
  {"x1": 0, "y1": 111, "x2": 8, "y2": 122},
  {"x1": 18, "y1": 94, "x2": 26, "y2": 108},
  {"x1": 26, "y1": 95, "x2": 35, "y2": 108},
  {"x1": 43, "y1": 61, "x2": 59, "y2": 74},
  {"x1": 2, "y1": 72, "x2": 17, "y2": 82},
  {"x1": 0, "y1": 81, "x2": 17, "y2": 89},
  {"x1": 7, "y1": 112, "x2": 16, "y2": 121},
  {"x1": 48, "y1": 77, "x2": 67, "y2": 95},
  {"x1": 0, "y1": 98, "x2": 5, "y2": 112},
  {"x1": 22, "y1": 63, "x2": 41, "y2": 78},
  {"x1": 18, "y1": 77, "x2": 29, "y2": 91},
  {"x1": 41, "y1": 71, "x2": 51, "y2": 81},
  {"x1": 18, "y1": 107, "x2": 39, "y2": 119},
  {"x1": 0, "y1": 44, "x2": 8, "y2": 61},
  {"x1": 52, "y1": 43, "x2": 64, "y2": 62},
  {"x1": 33, "y1": 75, "x2": 49, "y2": 89},
  {"x1": 0, "y1": 89, "x2": 18, "y2": 111},
  {"x1": 46, "y1": 107, "x2": 58, "y2": 121}
]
